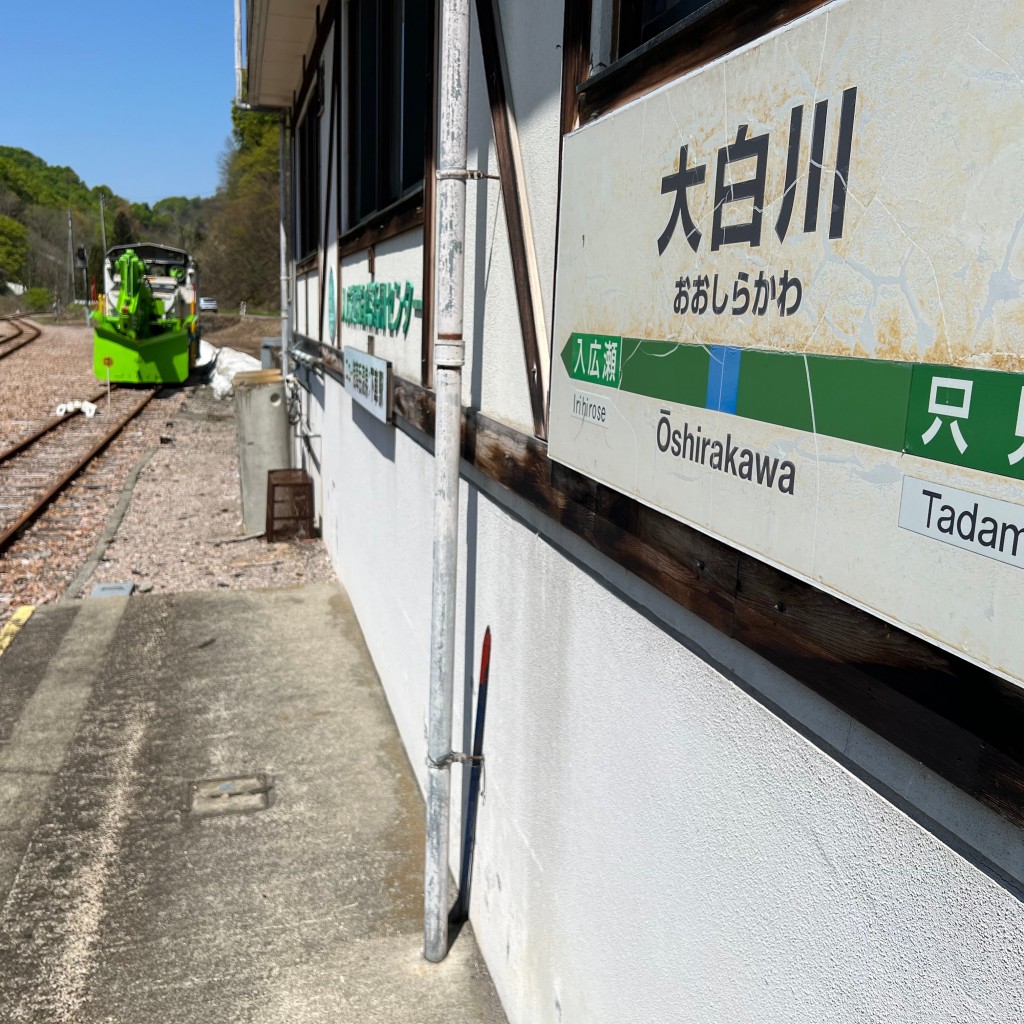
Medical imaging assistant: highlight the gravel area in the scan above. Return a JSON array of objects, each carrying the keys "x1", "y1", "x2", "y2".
[
  {"x1": 200, "y1": 313, "x2": 280, "y2": 359},
  {"x1": 0, "y1": 321, "x2": 336, "y2": 621},
  {"x1": 79, "y1": 385, "x2": 336, "y2": 596}
]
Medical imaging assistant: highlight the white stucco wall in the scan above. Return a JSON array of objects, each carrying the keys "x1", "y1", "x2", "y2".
[
  {"x1": 313, "y1": 372, "x2": 1024, "y2": 1024},
  {"x1": 340, "y1": 230, "x2": 426, "y2": 379},
  {"x1": 293, "y1": 269, "x2": 316, "y2": 339}
]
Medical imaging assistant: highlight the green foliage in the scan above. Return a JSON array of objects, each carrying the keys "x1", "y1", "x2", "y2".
[
  {"x1": 129, "y1": 202, "x2": 154, "y2": 229},
  {"x1": 25, "y1": 286, "x2": 50, "y2": 311},
  {"x1": 152, "y1": 196, "x2": 206, "y2": 250},
  {"x1": 198, "y1": 104, "x2": 281, "y2": 310},
  {"x1": 0, "y1": 214, "x2": 28, "y2": 282},
  {"x1": 230, "y1": 102, "x2": 279, "y2": 154},
  {"x1": 0, "y1": 147, "x2": 95, "y2": 212}
]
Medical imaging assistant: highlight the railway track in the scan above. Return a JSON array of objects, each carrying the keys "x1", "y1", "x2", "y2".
[
  {"x1": 0, "y1": 315, "x2": 42, "y2": 361},
  {"x1": 0, "y1": 386, "x2": 155, "y2": 554}
]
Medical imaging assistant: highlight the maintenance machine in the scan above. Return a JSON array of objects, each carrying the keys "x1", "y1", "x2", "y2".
[{"x1": 92, "y1": 243, "x2": 200, "y2": 383}]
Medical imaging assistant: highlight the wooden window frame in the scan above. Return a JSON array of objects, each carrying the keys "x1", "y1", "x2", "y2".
[
  {"x1": 577, "y1": 0, "x2": 834, "y2": 124},
  {"x1": 614, "y1": 0, "x2": 725, "y2": 59},
  {"x1": 339, "y1": 189, "x2": 425, "y2": 259}
]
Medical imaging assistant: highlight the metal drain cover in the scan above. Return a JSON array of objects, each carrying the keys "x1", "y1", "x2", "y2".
[{"x1": 187, "y1": 773, "x2": 274, "y2": 818}]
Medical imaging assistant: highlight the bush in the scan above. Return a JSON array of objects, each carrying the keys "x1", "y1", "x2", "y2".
[
  {"x1": 0, "y1": 214, "x2": 28, "y2": 283},
  {"x1": 25, "y1": 287, "x2": 49, "y2": 311}
]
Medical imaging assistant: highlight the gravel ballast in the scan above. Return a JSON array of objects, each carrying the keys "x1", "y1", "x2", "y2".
[
  {"x1": 0, "y1": 322, "x2": 336, "y2": 618},
  {"x1": 79, "y1": 385, "x2": 336, "y2": 597}
]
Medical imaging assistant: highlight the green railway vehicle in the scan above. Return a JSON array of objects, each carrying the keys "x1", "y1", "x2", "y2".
[{"x1": 92, "y1": 243, "x2": 200, "y2": 383}]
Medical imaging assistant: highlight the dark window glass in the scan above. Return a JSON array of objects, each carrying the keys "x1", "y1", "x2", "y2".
[
  {"x1": 296, "y1": 96, "x2": 321, "y2": 259},
  {"x1": 350, "y1": 0, "x2": 428, "y2": 225},
  {"x1": 399, "y1": 0, "x2": 427, "y2": 193},
  {"x1": 617, "y1": 0, "x2": 717, "y2": 58},
  {"x1": 354, "y1": 0, "x2": 380, "y2": 220}
]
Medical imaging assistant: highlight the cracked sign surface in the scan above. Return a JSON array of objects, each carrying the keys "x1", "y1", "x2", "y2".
[{"x1": 549, "y1": 0, "x2": 1024, "y2": 686}]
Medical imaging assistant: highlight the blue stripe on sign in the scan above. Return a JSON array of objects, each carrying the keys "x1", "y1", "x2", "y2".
[{"x1": 705, "y1": 345, "x2": 742, "y2": 414}]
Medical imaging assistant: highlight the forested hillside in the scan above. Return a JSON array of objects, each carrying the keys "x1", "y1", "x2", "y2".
[
  {"x1": 0, "y1": 102, "x2": 281, "y2": 314},
  {"x1": 199, "y1": 104, "x2": 281, "y2": 311}
]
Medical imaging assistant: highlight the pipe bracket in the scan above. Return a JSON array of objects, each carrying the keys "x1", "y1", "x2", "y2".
[
  {"x1": 427, "y1": 751, "x2": 484, "y2": 770},
  {"x1": 436, "y1": 168, "x2": 500, "y2": 181}
]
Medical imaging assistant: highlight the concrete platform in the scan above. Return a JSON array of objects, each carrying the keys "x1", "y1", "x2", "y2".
[{"x1": 0, "y1": 585, "x2": 506, "y2": 1022}]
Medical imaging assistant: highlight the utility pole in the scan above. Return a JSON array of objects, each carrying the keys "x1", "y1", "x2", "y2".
[
  {"x1": 76, "y1": 246, "x2": 89, "y2": 325},
  {"x1": 67, "y1": 209, "x2": 75, "y2": 310},
  {"x1": 99, "y1": 195, "x2": 108, "y2": 254}
]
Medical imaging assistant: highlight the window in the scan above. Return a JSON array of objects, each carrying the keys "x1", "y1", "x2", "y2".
[
  {"x1": 349, "y1": 0, "x2": 428, "y2": 226},
  {"x1": 615, "y1": 0, "x2": 719, "y2": 59},
  {"x1": 578, "y1": 1, "x2": 831, "y2": 124},
  {"x1": 295, "y1": 79, "x2": 322, "y2": 260}
]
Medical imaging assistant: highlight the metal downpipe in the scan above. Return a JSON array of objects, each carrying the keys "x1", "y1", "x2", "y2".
[
  {"x1": 279, "y1": 116, "x2": 290, "y2": 377},
  {"x1": 232, "y1": 0, "x2": 289, "y2": 371},
  {"x1": 234, "y1": 0, "x2": 244, "y2": 102},
  {"x1": 424, "y1": 0, "x2": 471, "y2": 964}
]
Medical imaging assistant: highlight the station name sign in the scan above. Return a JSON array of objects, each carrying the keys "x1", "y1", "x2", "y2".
[{"x1": 549, "y1": 0, "x2": 1024, "y2": 687}]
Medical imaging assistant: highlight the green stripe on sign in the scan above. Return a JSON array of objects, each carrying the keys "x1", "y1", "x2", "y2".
[
  {"x1": 808, "y1": 356, "x2": 913, "y2": 451},
  {"x1": 736, "y1": 351, "x2": 814, "y2": 433},
  {"x1": 734, "y1": 352, "x2": 913, "y2": 447},
  {"x1": 558, "y1": 333, "x2": 1024, "y2": 482},
  {"x1": 619, "y1": 337, "x2": 709, "y2": 408}
]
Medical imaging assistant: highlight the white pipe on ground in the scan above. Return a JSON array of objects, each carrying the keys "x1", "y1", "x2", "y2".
[{"x1": 424, "y1": 0, "x2": 471, "y2": 965}]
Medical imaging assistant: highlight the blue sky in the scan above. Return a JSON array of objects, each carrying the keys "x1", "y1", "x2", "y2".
[{"x1": 0, "y1": 2, "x2": 238, "y2": 206}]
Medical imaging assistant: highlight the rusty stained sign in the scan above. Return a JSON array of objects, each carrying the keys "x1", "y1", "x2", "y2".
[{"x1": 549, "y1": 0, "x2": 1024, "y2": 688}]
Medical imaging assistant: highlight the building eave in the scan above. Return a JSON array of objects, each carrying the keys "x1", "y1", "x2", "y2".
[{"x1": 246, "y1": 0, "x2": 320, "y2": 109}]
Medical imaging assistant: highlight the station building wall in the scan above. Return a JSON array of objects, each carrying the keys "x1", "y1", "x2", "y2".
[{"x1": 282, "y1": 2, "x2": 1024, "y2": 1022}]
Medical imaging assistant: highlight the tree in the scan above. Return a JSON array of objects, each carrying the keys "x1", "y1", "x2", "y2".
[
  {"x1": 112, "y1": 209, "x2": 133, "y2": 246},
  {"x1": 151, "y1": 196, "x2": 206, "y2": 251},
  {"x1": 0, "y1": 214, "x2": 28, "y2": 284},
  {"x1": 21, "y1": 205, "x2": 69, "y2": 303}
]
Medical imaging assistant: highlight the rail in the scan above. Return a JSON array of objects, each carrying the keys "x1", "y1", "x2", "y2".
[
  {"x1": 0, "y1": 387, "x2": 156, "y2": 553},
  {"x1": 0, "y1": 316, "x2": 42, "y2": 361},
  {"x1": 0, "y1": 385, "x2": 114, "y2": 463}
]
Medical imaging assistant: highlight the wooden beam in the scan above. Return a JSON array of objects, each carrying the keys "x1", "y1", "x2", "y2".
[
  {"x1": 550, "y1": 0, "x2": 593, "y2": 444},
  {"x1": 293, "y1": 0, "x2": 338, "y2": 122},
  {"x1": 559, "y1": 0, "x2": 592, "y2": 136},
  {"x1": 474, "y1": 0, "x2": 550, "y2": 439},
  {"x1": 317, "y1": 32, "x2": 339, "y2": 341}
]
